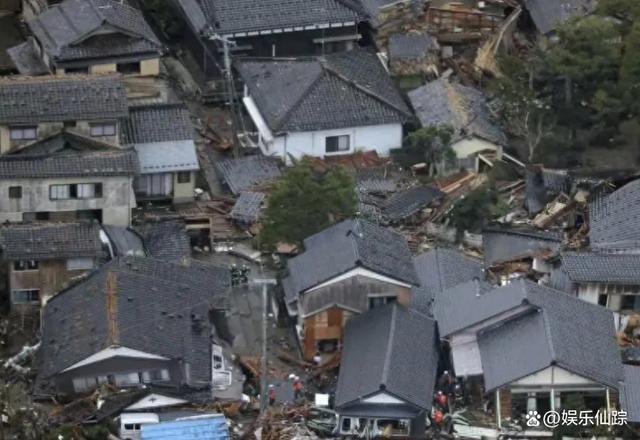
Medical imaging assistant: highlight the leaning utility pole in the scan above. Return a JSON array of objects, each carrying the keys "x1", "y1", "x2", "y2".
[{"x1": 252, "y1": 276, "x2": 277, "y2": 415}]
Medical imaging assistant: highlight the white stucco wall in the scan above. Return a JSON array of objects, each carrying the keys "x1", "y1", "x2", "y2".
[
  {"x1": 260, "y1": 124, "x2": 403, "y2": 160},
  {"x1": 451, "y1": 137, "x2": 501, "y2": 159}
]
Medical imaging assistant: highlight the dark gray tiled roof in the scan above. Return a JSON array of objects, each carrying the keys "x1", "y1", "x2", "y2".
[
  {"x1": 589, "y1": 179, "x2": 640, "y2": 250},
  {"x1": 229, "y1": 192, "x2": 265, "y2": 224},
  {"x1": 335, "y1": 304, "x2": 439, "y2": 410},
  {"x1": 525, "y1": 0, "x2": 596, "y2": 34},
  {"x1": 560, "y1": 251, "x2": 640, "y2": 284},
  {"x1": 284, "y1": 219, "x2": 419, "y2": 304},
  {"x1": 38, "y1": 257, "x2": 230, "y2": 383},
  {"x1": 237, "y1": 49, "x2": 411, "y2": 133},
  {"x1": 483, "y1": 226, "x2": 562, "y2": 268},
  {"x1": 412, "y1": 247, "x2": 484, "y2": 314},
  {"x1": 382, "y1": 185, "x2": 444, "y2": 221},
  {"x1": 136, "y1": 221, "x2": 191, "y2": 262},
  {"x1": 0, "y1": 149, "x2": 138, "y2": 178},
  {"x1": 476, "y1": 279, "x2": 622, "y2": 390},
  {"x1": 121, "y1": 104, "x2": 194, "y2": 145},
  {"x1": 388, "y1": 33, "x2": 439, "y2": 60},
  {"x1": 185, "y1": 0, "x2": 361, "y2": 35},
  {"x1": 621, "y1": 365, "x2": 640, "y2": 423},
  {"x1": 29, "y1": 0, "x2": 161, "y2": 63},
  {"x1": 0, "y1": 222, "x2": 103, "y2": 261},
  {"x1": 0, "y1": 75, "x2": 128, "y2": 125},
  {"x1": 408, "y1": 78, "x2": 507, "y2": 146},
  {"x1": 215, "y1": 155, "x2": 283, "y2": 195}
]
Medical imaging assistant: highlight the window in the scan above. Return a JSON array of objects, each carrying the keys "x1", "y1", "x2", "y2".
[
  {"x1": 10, "y1": 126, "x2": 37, "y2": 141},
  {"x1": 368, "y1": 296, "x2": 396, "y2": 310},
  {"x1": 621, "y1": 295, "x2": 638, "y2": 311},
  {"x1": 142, "y1": 369, "x2": 170, "y2": 383},
  {"x1": 117, "y1": 61, "x2": 141, "y2": 74},
  {"x1": 66, "y1": 258, "x2": 94, "y2": 271},
  {"x1": 341, "y1": 418, "x2": 352, "y2": 433},
  {"x1": 90, "y1": 122, "x2": 116, "y2": 137},
  {"x1": 50, "y1": 183, "x2": 102, "y2": 200},
  {"x1": 598, "y1": 294, "x2": 609, "y2": 307},
  {"x1": 9, "y1": 186, "x2": 22, "y2": 199},
  {"x1": 325, "y1": 135, "x2": 350, "y2": 153},
  {"x1": 72, "y1": 376, "x2": 97, "y2": 393},
  {"x1": 177, "y1": 171, "x2": 191, "y2": 183},
  {"x1": 114, "y1": 372, "x2": 141, "y2": 387},
  {"x1": 13, "y1": 260, "x2": 38, "y2": 271},
  {"x1": 11, "y1": 289, "x2": 40, "y2": 304}
]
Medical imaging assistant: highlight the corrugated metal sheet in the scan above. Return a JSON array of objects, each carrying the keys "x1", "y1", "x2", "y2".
[{"x1": 141, "y1": 415, "x2": 228, "y2": 440}]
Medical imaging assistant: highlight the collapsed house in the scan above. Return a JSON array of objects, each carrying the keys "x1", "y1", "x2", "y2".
[
  {"x1": 10, "y1": 0, "x2": 163, "y2": 76},
  {"x1": 435, "y1": 278, "x2": 626, "y2": 427},
  {"x1": 236, "y1": 49, "x2": 412, "y2": 161},
  {"x1": 35, "y1": 257, "x2": 232, "y2": 398},
  {"x1": 335, "y1": 304, "x2": 439, "y2": 437},
  {"x1": 408, "y1": 77, "x2": 507, "y2": 175},
  {"x1": 282, "y1": 219, "x2": 419, "y2": 360}
]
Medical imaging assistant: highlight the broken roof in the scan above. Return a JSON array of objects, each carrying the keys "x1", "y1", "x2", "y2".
[
  {"x1": 38, "y1": 257, "x2": 229, "y2": 386},
  {"x1": 437, "y1": 278, "x2": 622, "y2": 390},
  {"x1": 559, "y1": 251, "x2": 640, "y2": 284},
  {"x1": 0, "y1": 75, "x2": 128, "y2": 125},
  {"x1": 382, "y1": 185, "x2": 444, "y2": 221},
  {"x1": 412, "y1": 247, "x2": 484, "y2": 314},
  {"x1": 408, "y1": 78, "x2": 507, "y2": 146},
  {"x1": 335, "y1": 304, "x2": 439, "y2": 411},
  {"x1": 121, "y1": 104, "x2": 194, "y2": 145},
  {"x1": 229, "y1": 191, "x2": 265, "y2": 224},
  {"x1": 483, "y1": 226, "x2": 562, "y2": 268},
  {"x1": 215, "y1": 155, "x2": 283, "y2": 195},
  {"x1": 28, "y1": 0, "x2": 161, "y2": 64},
  {"x1": 388, "y1": 33, "x2": 439, "y2": 61},
  {"x1": 283, "y1": 219, "x2": 419, "y2": 304},
  {"x1": 236, "y1": 49, "x2": 411, "y2": 133},
  {"x1": 178, "y1": 0, "x2": 361, "y2": 35},
  {"x1": 136, "y1": 221, "x2": 191, "y2": 262},
  {"x1": 589, "y1": 179, "x2": 640, "y2": 250},
  {"x1": 7, "y1": 39, "x2": 50, "y2": 76},
  {"x1": 0, "y1": 221, "x2": 103, "y2": 261},
  {"x1": 525, "y1": 0, "x2": 596, "y2": 35},
  {"x1": 101, "y1": 225, "x2": 146, "y2": 258}
]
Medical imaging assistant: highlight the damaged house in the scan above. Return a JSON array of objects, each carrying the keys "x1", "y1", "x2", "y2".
[
  {"x1": 0, "y1": 75, "x2": 128, "y2": 153},
  {"x1": 173, "y1": 0, "x2": 363, "y2": 82},
  {"x1": 0, "y1": 221, "x2": 105, "y2": 310},
  {"x1": 236, "y1": 49, "x2": 412, "y2": 161},
  {"x1": 335, "y1": 304, "x2": 439, "y2": 437},
  {"x1": 436, "y1": 278, "x2": 624, "y2": 427},
  {"x1": 0, "y1": 130, "x2": 138, "y2": 226},
  {"x1": 408, "y1": 77, "x2": 507, "y2": 175},
  {"x1": 282, "y1": 219, "x2": 419, "y2": 360},
  {"x1": 35, "y1": 257, "x2": 230, "y2": 397},
  {"x1": 10, "y1": 0, "x2": 163, "y2": 76},
  {"x1": 121, "y1": 104, "x2": 200, "y2": 204},
  {"x1": 524, "y1": 0, "x2": 596, "y2": 36}
]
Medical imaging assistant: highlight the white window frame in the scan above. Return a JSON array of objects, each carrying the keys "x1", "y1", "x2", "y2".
[
  {"x1": 11, "y1": 289, "x2": 40, "y2": 304},
  {"x1": 13, "y1": 260, "x2": 39, "y2": 272},
  {"x1": 10, "y1": 126, "x2": 37, "y2": 141},
  {"x1": 90, "y1": 122, "x2": 117, "y2": 137},
  {"x1": 325, "y1": 134, "x2": 350, "y2": 154},
  {"x1": 49, "y1": 184, "x2": 70, "y2": 200}
]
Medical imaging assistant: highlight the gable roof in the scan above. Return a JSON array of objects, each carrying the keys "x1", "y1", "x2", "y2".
[
  {"x1": 214, "y1": 155, "x2": 283, "y2": 195},
  {"x1": 121, "y1": 104, "x2": 194, "y2": 145},
  {"x1": 411, "y1": 247, "x2": 484, "y2": 315},
  {"x1": 388, "y1": 32, "x2": 439, "y2": 61},
  {"x1": 38, "y1": 257, "x2": 230, "y2": 386},
  {"x1": 408, "y1": 78, "x2": 506, "y2": 146},
  {"x1": 335, "y1": 304, "x2": 439, "y2": 410},
  {"x1": 525, "y1": 0, "x2": 596, "y2": 35},
  {"x1": 589, "y1": 179, "x2": 640, "y2": 250},
  {"x1": 559, "y1": 251, "x2": 640, "y2": 284},
  {"x1": 283, "y1": 219, "x2": 419, "y2": 304},
  {"x1": 0, "y1": 75, "x2": 128, "y2": 125},
  {"x1": 28, "y1": 0, "x2": 161, "y2": 64},
  {"x1": 0, "y1": 221, "x2": 104, "y2": 261},
  {"x1": 483, "y1": 226, "x2": 562, "y2": 268},
  {"x1": 237, "y1": 49, "x2": 411, "y2": 133},
  {"x1": 180, "y1": 0, "x2": 361, "y2": 35},
  {"x1": 476, "y1": 280, "x2": 622, "y2": 390}
]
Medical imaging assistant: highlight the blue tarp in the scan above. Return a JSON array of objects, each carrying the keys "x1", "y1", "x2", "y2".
[{"x1": 141, "y1": 414, "x2": 228, "y2": 440}]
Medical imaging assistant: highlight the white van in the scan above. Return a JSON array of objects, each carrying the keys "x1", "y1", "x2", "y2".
[{"x1": 118, "y1": 413, "x2": 160, "y2": 440}]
